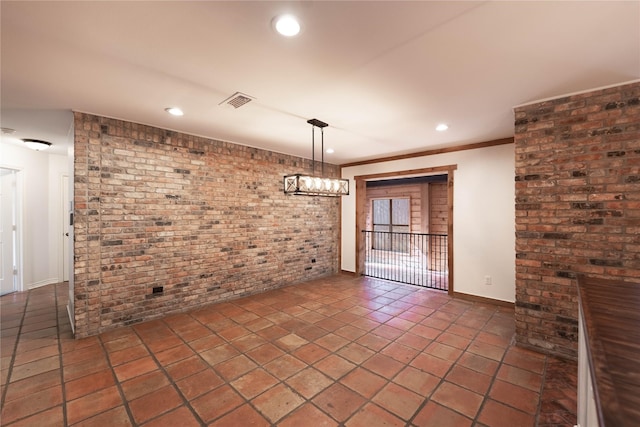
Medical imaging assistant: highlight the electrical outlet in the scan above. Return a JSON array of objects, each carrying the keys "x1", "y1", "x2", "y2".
[{"x1": 484, "y1": 276, "x2": 492, "y2": 286}]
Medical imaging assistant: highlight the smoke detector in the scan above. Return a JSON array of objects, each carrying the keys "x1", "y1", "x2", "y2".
[{"x1": 219, "y1": 92, "x2": 255, "y2": 109}]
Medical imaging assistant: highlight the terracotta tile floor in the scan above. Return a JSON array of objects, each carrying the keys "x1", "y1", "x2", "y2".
[{"x1": 1, "y1": 275, "x2": 577, "y2": 426}]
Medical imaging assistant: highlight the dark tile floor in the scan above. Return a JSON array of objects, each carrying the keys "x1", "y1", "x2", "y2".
[{"x1": 1, "y1": 275, "x2": 577, "y2": 426}]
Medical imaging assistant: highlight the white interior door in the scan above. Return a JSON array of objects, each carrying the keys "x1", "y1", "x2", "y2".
[
  {"x1": 62, "y1": 175, "x2": 70, "y2": 282},
  {"x1": 0, "y1": 168, "x2": 18, "y2": 295}
]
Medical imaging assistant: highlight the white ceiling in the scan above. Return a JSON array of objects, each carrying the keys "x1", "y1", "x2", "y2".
[{"x1": 1, "y1": 1, "x2": 639, "y2": 164}]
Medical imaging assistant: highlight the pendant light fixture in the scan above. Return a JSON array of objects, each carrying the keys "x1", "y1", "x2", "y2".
[{"x1": 283, "y1": 119, "x2": 349, "y2": 197}]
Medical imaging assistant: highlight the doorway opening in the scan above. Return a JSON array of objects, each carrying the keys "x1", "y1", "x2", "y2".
[{"x1": 355, "y1": 165, "x2": 455, "y2": 294}]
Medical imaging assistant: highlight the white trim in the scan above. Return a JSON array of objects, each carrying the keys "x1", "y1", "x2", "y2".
[
  {"x1": 514, "y1": 79, "x2": 640, "y2": 109},
  {"x1": 27, "y1": 278, "x2": 59, "y2": 290},
  {"x1": 66, "y1": 143, "x2": 75, "y2": 334},
  {"x1": 0, "y1": 165, "x2": 24, "y2": 293},
  {"x1": 60, "y1": 174, "x2": 70, "y2": 282},
  {"x1": 67, "y1": 303, "x2": 75, "y2": 334}
]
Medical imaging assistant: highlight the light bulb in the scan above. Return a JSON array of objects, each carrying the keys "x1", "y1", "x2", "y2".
[{"x1": 274, "y1": 15, "x2": 300, "y2": 37}]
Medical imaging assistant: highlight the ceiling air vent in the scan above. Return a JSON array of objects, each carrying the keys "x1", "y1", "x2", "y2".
[{"x1": 219, "y1": 92, "x2": 255, "y2": 109}]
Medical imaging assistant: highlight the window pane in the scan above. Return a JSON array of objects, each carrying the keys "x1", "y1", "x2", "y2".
[
  {"x1": 373, "y1": 199, "x2": 390, "y2": 224},
  {"x1": 392, "y1": 228, "x2": 410, "y2": 253},
  {"x1": 392, "y1": 199, "x2": 410, "y2": 225},
  {"x1": 392, "y1": 225, "x2": 409, "y2": 234},
  {"x1": 372, "y1": 225, "x2": 390, "y2": 250}
]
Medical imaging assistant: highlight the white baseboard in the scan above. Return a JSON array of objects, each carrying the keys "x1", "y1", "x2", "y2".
[{"x1": 27, "y1": 278, "x2": 59, "y2": 290}]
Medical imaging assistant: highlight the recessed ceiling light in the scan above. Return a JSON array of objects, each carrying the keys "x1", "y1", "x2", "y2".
[
  {"x1": 274, "y1": 14, "x2": 300, "y2": 37},
  {"x1": 165, "y1": 107, "x2": 184, "y2": 116},
  {"x1": 325, "y1": 148, "x2": 335, "y2": 154},
  {"x1": 436, "y1": 123, "x2": 448, "y2": 131}
]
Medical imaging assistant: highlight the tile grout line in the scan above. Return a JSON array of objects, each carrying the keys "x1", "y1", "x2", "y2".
[
  {"x1": 148, "y1": 284, "x2": 532, "y2": 425},
  {"x1": 390, "y1": 290, "x2": 489, "y2": 422},
  {"x1": 196, "y1": 282, "x2": 519, "y2": 425},
  {"x1": 162, "y1": 312, "x2": 246, "y2": 426},
  {"x1": 55, "y1": 283, "x2": 70, "y2": 426},
  {"x1": 221, "y1": 296, "x2": 356, "y2": 425},
  {"x1": 313, "y1": 284, "x2": 408, "y2": 425},
  {"x1": 82, "y1": 281, "x2": 344, "y2": 425},
  {"x1": 307, "y1": 283, "x2": 431, "y2": 424},
  {"x1": 328, "y1": 282, "x2": 466, "y2": 425},
  {"x1": 0, "y1": 290, "x2": 30, "y2": 412},
  {"x1": 128, "y1": 319, "x2": 207, "y2": 426},
  {"x1": 256, "y1": 285, "x2": 455, "y2": 425},
  {"x1": 216, "y1": 282, "x2": 396, "y2": 425},
  {"x1": 469, "y1": 314, "x2": 514, "y2": 427},
  {"x1": 406, "y1": 300, "x2": 493, "y2": 426},
  {"x1": 3, "y1": 278, "x2": 571, "y2": 426},
  {"x1": 534, "y1": 354, "x2": 550, "y2": 427},
  {"x1": 137, "y1": 282, "x2": 387, "y2": 424},
  {"x1": 180, "y1": 305, "x2": 282, "y2": 425},
  {"x1": 97, "y1": 328, "x2": 141, "y2": 426}
]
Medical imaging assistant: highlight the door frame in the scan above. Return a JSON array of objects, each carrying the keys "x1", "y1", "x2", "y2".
[
  {"x1": 0, "y1": 166, "x2": 23, "y2": 294},
  {"x1": 354, "y1": 164, "x2": 456, "y2": 295},
  {"x1": 61, "y1": 174, "x2": 70, "y2": 282}
]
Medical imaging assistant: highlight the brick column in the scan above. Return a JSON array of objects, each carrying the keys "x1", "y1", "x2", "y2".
[{"x1": 514, "y1": 82, "x2": 640, "y2": 358}]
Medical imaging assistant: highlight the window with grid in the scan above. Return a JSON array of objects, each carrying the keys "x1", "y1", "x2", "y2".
[{"x1": 372, "y1": 198, "x2": 410, "y2": 252}]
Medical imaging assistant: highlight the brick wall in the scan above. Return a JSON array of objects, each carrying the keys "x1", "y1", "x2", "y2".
[
  {"x1": 73, "y1": 113, "x2": 341, "y2": 338},
  {"x1": 514, "y1": 81, "x2": 640, "y2": 358}
]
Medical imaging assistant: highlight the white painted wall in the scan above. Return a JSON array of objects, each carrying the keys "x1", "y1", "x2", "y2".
[
  {"x1": 341, "y1": 143, "x2": 515, "y2": 302},
  {"x1": 0, "y1": 142, "x2": 68, "y2": 289}
]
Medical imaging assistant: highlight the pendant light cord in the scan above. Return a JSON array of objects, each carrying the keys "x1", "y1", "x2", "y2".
[
  {"x1": 321, "y1": 127, "x2": 324, "y2": 177},
  {"x1": 311, "y1": 124, "x2": 315, "y2": 176}
]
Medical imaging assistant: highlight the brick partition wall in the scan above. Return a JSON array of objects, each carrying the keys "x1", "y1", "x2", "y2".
[
  {"x1": 514, "y1": 81, "x2": 640, "y2": 359},
  {"x1": 73, "y1": 113, "x2": 341, "y2": 338}
]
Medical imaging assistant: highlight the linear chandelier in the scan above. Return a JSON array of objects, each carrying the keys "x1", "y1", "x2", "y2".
[{"x1": 283, "y1": 119, "x2": 349, "y2": 197}]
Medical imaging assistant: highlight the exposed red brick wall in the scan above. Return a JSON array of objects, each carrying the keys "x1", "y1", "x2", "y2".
[
  {"x1": 514, "y1": 81, "x2": 640, "y2": 358},
  {"x1": 73, "y1": 113, "x2": 341, "y2": 338}
]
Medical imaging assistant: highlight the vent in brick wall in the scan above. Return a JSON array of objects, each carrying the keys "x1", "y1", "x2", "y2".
[{"x1": 219, "y1": 92, "x2": 255, "y2": 109}]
